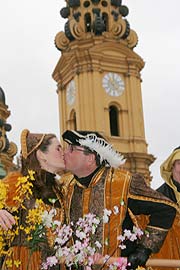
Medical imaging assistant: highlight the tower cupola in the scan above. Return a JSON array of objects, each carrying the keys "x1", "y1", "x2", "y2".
[{"x1": 56, "y1": 0, "x2": 138, "y2": 51}]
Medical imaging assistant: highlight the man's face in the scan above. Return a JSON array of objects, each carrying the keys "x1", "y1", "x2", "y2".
[
  {"x1": 172, "y1": 159, "x2": 180, "y2": 182},
  {"x1": 173, "y1": 160, "x2": 180, "y2": 173},
  {"x1": 64, "y1": 144, "x2": 91, "y2": 175}
]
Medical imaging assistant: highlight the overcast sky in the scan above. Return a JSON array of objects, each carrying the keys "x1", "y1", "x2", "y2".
[{"x1": 0, "y1": 0, "x2": 180, "y2": 188}]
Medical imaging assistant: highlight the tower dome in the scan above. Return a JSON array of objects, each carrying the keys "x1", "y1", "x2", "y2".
[
  {"x1": 0, "y1": 87, "x2": 6, "y2": 105},
  {"x1": 55, "y1": 0, "x2": 138, "y2": 51}
]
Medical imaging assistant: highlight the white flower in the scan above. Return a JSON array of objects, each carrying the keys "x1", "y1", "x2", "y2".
[
  {"x1": 123, "y1": 229, "x2": 132, "y2": 238},
  {"x1": 55, "y1": 246, "x2": 63, "y2": 258},
  {"x1": 113, "y1": 205, "x2": 119, "y2": 215},
  {"x1": 117, "y1": 235, "x2": 125, "y2": 242},
  {"x1": 75, "y1": 230, "x2": 86, "y2": 240},
  {"x1": 53, "y1": 220, "x2": 61, "y2": 227},
  {"x1": 103, "y1": 209, "x2": 112, "y2": 223},
  {"x1": 46, "y1": 256, "x2": 58, "y2": 267},
  {"x1": 42, "y1": 209, "x2": 56, "y2": 228},
  {"x1": 119, "y1": 244, "x2": 126, "y2": 249},
  {"x1": 129, "y1": 234, "x2": 137, "y2": 242},
  {"x1": 95, "y1": 241, "x2": 102, "y2": 249}
]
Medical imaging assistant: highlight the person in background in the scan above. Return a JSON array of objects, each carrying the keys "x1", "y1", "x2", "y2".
[
  {"x1": 0, "y1": 129, "x2": 65, "y2": 270},
  {"x1": 158, "y1": 146, "x2": 180, "y2": 205},
  {"x1": 61, "y1": 130, "x2": 176, "y2": 270},
  {"x1": 151, "y1": 147, "x2": 180, "y2": 270}
]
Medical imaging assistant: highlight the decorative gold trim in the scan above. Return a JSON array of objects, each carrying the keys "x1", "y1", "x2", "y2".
[
  {"x1": 129, "y1": 193, "x2": 180, "y2": 215},
  {"x1": 20, "y1": 129, "x2": 29, "y2": 159},
  {"x1": 27, "y1": 134, "x2": 45, "y2": 157},
  {"x1": 146, "y1": 225, "x2": 168, "y2": 232},
  {"x1": 53, "y1": 186, "x2": 65, "y2": 224},
  {"x1": 128, "y1": 208, "x2": 139, "y2": 228}
]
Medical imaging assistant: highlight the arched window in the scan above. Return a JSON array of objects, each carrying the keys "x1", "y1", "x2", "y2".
[
  {"x1": 102, "y1": 12, "x2": 108, "y2": 31},
  {"x1": 84, "y1": 13, "x2": 91, "y2": 32},
  {"x1": 109, "y1": 105, "x2": 119, "y2": 136},
  {"x1": 69, "y1": 110, "x2": 77, "y2": 130}
]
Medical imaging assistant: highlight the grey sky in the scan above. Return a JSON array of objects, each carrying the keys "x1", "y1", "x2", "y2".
[{"x1": 0, "y1": 1, "x2": 180, "y2": 188}]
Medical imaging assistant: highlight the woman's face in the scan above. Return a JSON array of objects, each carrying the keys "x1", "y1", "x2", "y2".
[{"x1": 39, "y1": 137, "x2": 65, "y2": 173}]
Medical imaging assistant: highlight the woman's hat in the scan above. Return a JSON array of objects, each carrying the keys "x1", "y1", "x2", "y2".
[{"x1": 21, "y1": 129, "x2": 45, "y2": 159}]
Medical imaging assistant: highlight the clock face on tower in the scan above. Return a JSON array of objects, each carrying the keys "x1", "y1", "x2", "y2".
[
  {"x1": 102, "y1": 72, "x2": 125, "y2": 97},
  {"x1": 66, "y1": 80, "x2": 76, "y2": 105}
]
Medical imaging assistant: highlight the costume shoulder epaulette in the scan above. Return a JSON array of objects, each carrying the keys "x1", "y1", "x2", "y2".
[{"x1": 129, "y1": 173, "x2": 179, "y2": 212}]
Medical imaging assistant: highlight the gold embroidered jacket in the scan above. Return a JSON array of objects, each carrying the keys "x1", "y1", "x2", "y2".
[{"x1": 60, "y1": 167, "x2": 176, "y2": 258}]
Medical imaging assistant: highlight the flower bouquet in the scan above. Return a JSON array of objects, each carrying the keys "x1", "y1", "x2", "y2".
[{"x1": 40, "y1": 208, "x2": 144, "y2": 270}]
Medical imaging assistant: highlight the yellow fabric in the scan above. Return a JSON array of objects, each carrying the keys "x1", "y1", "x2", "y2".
[
  {"x1": 1, "y1": 172, "x2": 63, "y2": 270},
  {"x1": 3, "y1": 171, "x2": 22, "y2": 208},
  {"x1": 151, "y1": 212, "x2": 180, "y2": 270},
  {"x1": 2, "y1": 246, "x2": 41, "y2": 270},
  {"x1": 160, "y1": 149, "x2": 180, "y2": 206},
  {"x1": 103, "y1": 168, "x2": 131, "y2": 257}
]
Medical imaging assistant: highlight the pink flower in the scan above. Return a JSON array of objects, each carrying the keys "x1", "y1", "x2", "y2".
[
  {"x1": 41, "y1": 210, "x2": 144, "y2": 270},
  {"x1": 46, "y1": 256, "x2": 58, "y2": 267}
]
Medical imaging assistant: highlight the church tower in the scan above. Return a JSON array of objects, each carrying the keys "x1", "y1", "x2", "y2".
[
  {"x1": 0, "y1": 87, "x2": 17, "y2": 176},
  {"x1": 52, "y1": 0, "x2": 155, "y2": 178}
]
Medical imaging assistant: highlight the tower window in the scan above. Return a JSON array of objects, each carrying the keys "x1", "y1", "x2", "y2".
[
  {"x1": 109, "y1": 105, "x2": 119, "y2": 136},
  {"x1": 84, "y1": 1, "x2": 90, "y2": 8},
  {"x1": 69, "y1": 110, "x2": 77, "y2": 130},
  {"x1": 102, "y1": 1, "x2": 108, "y2": 7},
  {"x1": 102, "y1": 12, "x2": 108, "y2": 31},
  {"x1": 84, "y1": 13, "x2": 91, "y2": 32}
]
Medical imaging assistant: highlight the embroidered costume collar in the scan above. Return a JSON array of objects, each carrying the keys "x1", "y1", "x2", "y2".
[{"x1": 74, "y1": 166, "x2": 101, "y2": 188}]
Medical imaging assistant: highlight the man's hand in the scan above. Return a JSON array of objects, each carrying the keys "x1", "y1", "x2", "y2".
[
  {"x1": 127, "y1": 245, "x2": 152, "y2": 270},
  {"x1": 0, "y1": 209, "x2": 15, "y2": 230}
]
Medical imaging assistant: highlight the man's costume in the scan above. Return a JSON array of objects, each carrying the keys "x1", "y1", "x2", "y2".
[{"x1": 61, "y1": 130, "x2": 177, "y2": 270}]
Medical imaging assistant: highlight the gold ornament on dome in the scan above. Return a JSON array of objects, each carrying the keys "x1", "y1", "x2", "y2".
[
  {"x1": 0, "y1": 137, "x2": 6, "y2": 152},
  {"x1": 55, "y1": 31, "x2": 70, "y2": 51},
  {"x1": 126, "y1": 30, "x2": 138, "y2": 49},
  {"x1": 7, "y1": 142, "x2": 18, "y2": 158},
  {"x1": 110, "y1": 20, "x2": 127, "y2": 38},
  {"x1": 69, "y1": 18, "x2": 85, "y2": 40}
]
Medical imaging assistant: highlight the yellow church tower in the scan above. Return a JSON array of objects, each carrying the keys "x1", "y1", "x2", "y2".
[{"x1": 52, "y1": 0, "x2": 155, "y2": 178}]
